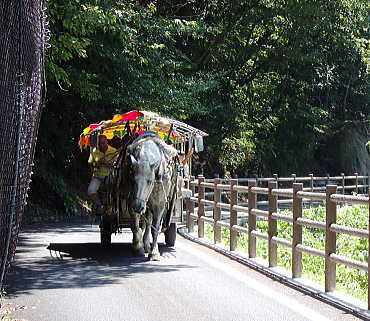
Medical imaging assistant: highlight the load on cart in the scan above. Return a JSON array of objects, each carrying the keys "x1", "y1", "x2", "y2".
[{"x1": 79, "y1": 110, "x2": 207, "y2": 260}]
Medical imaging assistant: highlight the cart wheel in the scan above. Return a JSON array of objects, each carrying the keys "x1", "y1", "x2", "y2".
[
  {"x1": 164, "y1": 222, "x2": 177, "y2": 247},
  {"x1": 100, "y1": 218, "x2": 111, "y2": 246}
]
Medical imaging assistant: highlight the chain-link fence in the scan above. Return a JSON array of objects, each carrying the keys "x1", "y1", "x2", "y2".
[{"x1": 0, "y1": 0, "x2": 47, "y2": 290}]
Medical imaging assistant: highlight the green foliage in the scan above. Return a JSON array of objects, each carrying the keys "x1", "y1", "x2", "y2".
[
  {"x1": 204, "y1": 204, "x2": 369, "y2": 301},
  {"x1": 219, "y1": 131, "x2": 256, "y2": 176},
  {"x1": 29, "y1": 0, "x2": 370, "y2": 216}
]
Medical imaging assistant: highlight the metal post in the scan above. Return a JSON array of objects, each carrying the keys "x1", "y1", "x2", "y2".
[
  {"x1": 248, "y1": 180, "x2": 257, "y2": 258},
  {"x1": 187, "y1": 176, "x2": 195, "y2": 233},
  {"x1": 325, "y1": 185, "x2": 337, "y2": 292},
  {"x1": 354, "y1": 172, "x2": 358, "y2": 194},
  {"x1": 230, "y1": 179, "x2": 238, "y2": 251},
  {"x1": 197, "y1": 175, "x2": 205, "y2": 238},
  {"x1": 213, "y1": 176, "x2": 221, "y2": 244},
  {"x1": 292, "y1": 183, "x2": 303, "y2": 278},
  {"x1": 268, "y1": 181, "x2": 278, "y2": 267}
]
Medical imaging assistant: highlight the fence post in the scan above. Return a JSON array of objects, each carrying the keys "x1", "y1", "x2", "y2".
[
  {"x1": 368, "y1": 188, "x2": 370, "y2": 310},
  {"x1": 341, "y1": 173, "x2": 345, "y2": 195},
  {"x1": 213, "y1": 176, "x2": 221, "y2": 244},
  {"x1": 198, "y1": 175, "x2": 205, "y2": 238},
  {"x1": 292, "y1": 173, "x2": 296, "y2": 183},
  {"x1": 325, "y1": 185, "x2": 337, "y2": 292},
  {"x1": 354, "y1": 172, "x2": 358, "y2": 194},
  {"x1": 248, "y1": 180, "x2": 257, "y2": 258},
  {"x1": 230, "y1": 179, "x2": 238, "y2": 251},
  {"x1": 309, "y1": 173, "x2": 314, "y2": 208},
  {"x1": 268, "y1": 181, "x2": 278, "y2": 267},
  {"x1": 187, "y1": 176, "x2": 195, "y2": 233},
  {"x1": 292, "y1": 183, "x2": 303, "y2": 278}
]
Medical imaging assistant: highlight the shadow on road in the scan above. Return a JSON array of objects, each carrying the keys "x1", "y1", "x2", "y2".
[
  {"x1": 7, "y1": 241, "x2": 196, "y2": 296},
  {"x1": 47, "y1": 242, "x2": 174, "y2": 260}
]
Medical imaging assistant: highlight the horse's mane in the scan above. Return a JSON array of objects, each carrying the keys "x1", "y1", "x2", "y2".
[{"x1": 129, "y1": 134, "x2": 178, "y2": 162}]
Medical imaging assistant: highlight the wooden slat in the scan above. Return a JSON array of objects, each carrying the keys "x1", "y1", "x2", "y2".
[
  {"x1": 199, "y1": 216, "x2": 215, "y2": 224},
  {"x1": 296, "y1": 244, "x2": 325, "y2": 258},
  {"x1": 271, "y1": 188, "x2": 293, "y2": 198},
  {"x1": 232, "y1": 205, "x2": 249, "y2": 213},
  {"x1": 215, "y1": 220, "x2": 230, "y2": 229},
  {"x1": 251, "y1": 187, "x2": 269, "y2": 195},
  {"x1": 329, "y1": 224, "x2": 368, "y2": 238},
  {"x1": 215, "y1": 184, "x2": 231, "y2": 191},
  {"x1": 296, "y1": 217, "x2": 326, "y2": 230},
  {"x1": 330, "y1": 193, "x2": 369, "y2": 205},
  {"x1": 250, "y1": 230, "x2": 268, "y2": 240},
  {"x1": 271, "y1": 212, "x2": 293, "y2": 223},
  {"x1": 200, "y1": 199, "x2": 215, "y2": 206},
  {"x1": 296, "y1": 191, "x2": 326, "y2": 200},
  {"x1": 233, "y1": 185, "x2": 249, "y2": 192},
  {"x1": 271, "y1": 236, "x2": 292, "y2": 248},
  {"x1": 329, "y1": 253, "x2": 368, "y2": 272},
  {"x1": 231, "y1": 225, "x2": 249, "y2": 234},
  {"x1": 216, "y1": 202, "x2": 231, "y2": 209},
  {"x1": 200, "y1": 182, "x2": 215, "y2": 188},
  {"x1": 250, "y1": 208, "x2": 269, "y2": 218}
]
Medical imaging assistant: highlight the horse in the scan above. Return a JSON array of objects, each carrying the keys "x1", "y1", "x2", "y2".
[{"x1": 125, "y1": 133, "x2": 178, "y2": 260}]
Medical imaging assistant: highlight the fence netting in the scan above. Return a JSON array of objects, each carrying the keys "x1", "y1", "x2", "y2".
[{"x1": 0, "y1": 0, "x2": 47, "y2": 290}]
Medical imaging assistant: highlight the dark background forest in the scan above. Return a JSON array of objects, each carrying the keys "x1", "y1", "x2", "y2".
[{"x1": 27, "y1": 0, "x2": 369, "y2": 218}]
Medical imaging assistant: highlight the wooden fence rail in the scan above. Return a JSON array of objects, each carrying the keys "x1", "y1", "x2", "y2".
[{"x1": 186, "y1": 174, "x2": 370, "y2": 309}]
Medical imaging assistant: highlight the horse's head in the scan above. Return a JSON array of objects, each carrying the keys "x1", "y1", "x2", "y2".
[{"x1": 128, "y1": 139, "x2": 165, "y2": 214}]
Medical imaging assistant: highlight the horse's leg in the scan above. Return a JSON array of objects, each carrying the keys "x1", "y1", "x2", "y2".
[
  {"x1": 149, "y1": 210, "x2": 162, "y2": 261},
  {"x1": 130, "y1": 211, "x2": 144, "y2": 255},
  {"x1": 143, "y1": 211, "x2": 152, "y2": 253}
]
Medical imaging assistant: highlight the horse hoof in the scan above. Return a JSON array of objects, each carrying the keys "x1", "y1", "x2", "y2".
[{"x1": 149, "y1": 253, "x2": 160, "y2": 261}]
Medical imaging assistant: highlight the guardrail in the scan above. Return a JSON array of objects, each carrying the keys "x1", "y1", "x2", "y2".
[{"x1": 186, "y1": 175, "x2": 370, "y2": 309}]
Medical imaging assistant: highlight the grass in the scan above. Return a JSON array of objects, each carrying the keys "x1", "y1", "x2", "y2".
[{"x1": 201, "y1": 204, "x2": 369, "y2": 302}]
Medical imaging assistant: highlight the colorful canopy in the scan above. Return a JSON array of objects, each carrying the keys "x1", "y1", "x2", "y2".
[{"x1": 79, "y1": 110, "x2": 208, "y2": 150}]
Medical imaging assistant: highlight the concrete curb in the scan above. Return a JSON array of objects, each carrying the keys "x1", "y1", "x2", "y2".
[{"x1": 178, "y1": 226, "x2": 370, "y2": 321}]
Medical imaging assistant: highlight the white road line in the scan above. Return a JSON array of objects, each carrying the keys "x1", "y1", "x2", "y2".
[{"x1": 177, "y1": 241, "x2": 332, "y2": 321}]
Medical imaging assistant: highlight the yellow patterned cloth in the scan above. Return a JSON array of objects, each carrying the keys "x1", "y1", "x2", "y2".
[{"x1": 88, "y1": 145, "x2": 117, "y2": 177}]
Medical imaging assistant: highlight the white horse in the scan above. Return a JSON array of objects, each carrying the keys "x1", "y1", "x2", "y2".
[{"x1": 126, "y1": 134, "x2": 177, "y2": 260}]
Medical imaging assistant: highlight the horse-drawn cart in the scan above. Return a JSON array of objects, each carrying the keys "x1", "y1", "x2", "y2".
[{"x1": 79, "y1": 110, "x2": 207, "y2": 258}]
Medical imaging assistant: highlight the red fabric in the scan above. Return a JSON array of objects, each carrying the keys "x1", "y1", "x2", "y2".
[
  {"x1": 119, "y1": 110, "x2": 144, "y2": 122},
  {"x1": 88, "y1": 121, "x2": 106, "y2": 132}
]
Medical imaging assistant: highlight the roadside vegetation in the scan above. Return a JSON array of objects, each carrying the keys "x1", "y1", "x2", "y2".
[
  {"x1": 203, "y1": 204, "x2": 369, "y2": 302},
  {"x1": 26, "y1": 0, "x2": 369, "y2": 218}
]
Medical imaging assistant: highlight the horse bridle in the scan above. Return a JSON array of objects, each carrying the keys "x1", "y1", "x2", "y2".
[{"x1": 126, "y1": 150, "x2": 176, "y2": 211}]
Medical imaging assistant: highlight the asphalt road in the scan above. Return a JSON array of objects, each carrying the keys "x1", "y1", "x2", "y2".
[{"x1": 2, "y1": 219, "x2": 364, "y2": 321}]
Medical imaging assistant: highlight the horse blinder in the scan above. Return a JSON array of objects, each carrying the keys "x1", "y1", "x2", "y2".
[{"x1": 154, "y1": 161, "x2": 167, "y2": 181}]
